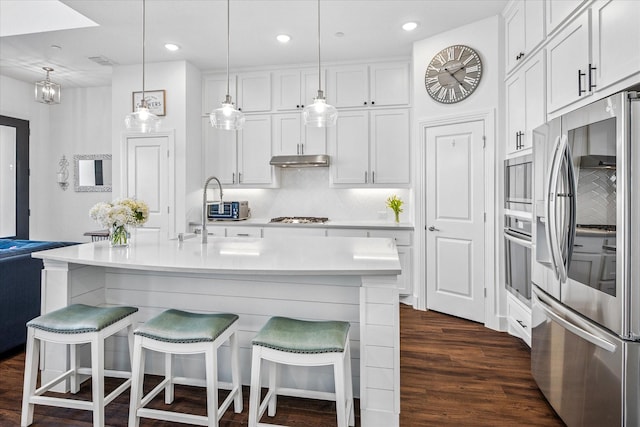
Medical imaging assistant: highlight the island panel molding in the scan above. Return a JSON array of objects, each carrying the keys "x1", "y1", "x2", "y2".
[{"x1": 132, "y1": 89, "x2": 166, "y2": 116}]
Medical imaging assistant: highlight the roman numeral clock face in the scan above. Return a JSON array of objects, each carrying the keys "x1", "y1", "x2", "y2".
[{"x1": 425, "y1": 45, "x2": 483, "y2": 104}]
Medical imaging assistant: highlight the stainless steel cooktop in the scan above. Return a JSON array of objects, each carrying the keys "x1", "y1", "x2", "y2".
[{"x1": 270, "y1": 217, "x2": 329, "y2": 224}]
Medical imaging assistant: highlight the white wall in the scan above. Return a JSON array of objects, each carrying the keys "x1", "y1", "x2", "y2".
[
  {"x1": 0, "y1": 75, "x2": 51, "y2": 240},
  {"x1": 112, "y1": 60, "x2": 202, "y2": 235},
  {"x1": 411, "y1": 15, "x2": 505, "y2": 324}
]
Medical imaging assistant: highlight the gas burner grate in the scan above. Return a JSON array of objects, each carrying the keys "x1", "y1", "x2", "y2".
[{"x1": 270, "y1": 217, "x2": 329, "y2": 224}]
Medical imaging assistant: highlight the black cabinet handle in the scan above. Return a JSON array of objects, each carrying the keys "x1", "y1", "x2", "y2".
[
  {"x1": 588, "y1": 64, "x2": 597, "y2": 91},
  {"x1": 516, "y1": 319, "x2": 528, "y2": 329},
  {"x1": 578, "y1": 69, "x2": 586, "y2": 96},
  {"x1": 516, "y1": 52, "x2": 525, "y2": 60},
  {"x1": 516, "y1": 131, "x2": 524, "y2": 149}
]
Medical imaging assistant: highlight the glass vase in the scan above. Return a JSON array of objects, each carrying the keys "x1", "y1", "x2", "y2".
[
  {"x1": 109, "y1": 224, "x2": 130, "y2": 247},
  {"x1": 394, "y1": 211, "x2": 400, "y2": 223}
]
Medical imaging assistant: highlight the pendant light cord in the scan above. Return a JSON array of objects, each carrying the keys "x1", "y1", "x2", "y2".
[
  {"x1": 226, "y1": 0, "x2": 230, "y2": 98},
  {"x1": 317, "y1": 0, "x2": 321, "y2": 93},
  {"x1": 142, "y1": 0, "x2": 146, "y2": 100}
]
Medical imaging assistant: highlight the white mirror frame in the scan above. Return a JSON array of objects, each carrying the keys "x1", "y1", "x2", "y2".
[{"x1": 73, "y1": 154, "x2": 112, "y2": 192}]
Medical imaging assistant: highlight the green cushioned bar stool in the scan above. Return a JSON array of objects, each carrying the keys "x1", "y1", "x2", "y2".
[
  {"x1": 248, "y1": 316, "x2": 355, "y2": 427},
  {"x1": 128, "y1": 309, "x2": 242, "y2": 427},
  {"x1": 21, "y1": 303, "x2": 138, "y2": 427}
]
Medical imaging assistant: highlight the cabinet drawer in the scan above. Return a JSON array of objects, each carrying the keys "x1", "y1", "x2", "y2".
[
  {"x1": 262, "y1": 227, "x2": 326, "y2": 238},
  {"x1": 226, "y1": 226, "x2": 262, "y2": 238},
  {"x1": 326, "y1": 229, "x2": 369, "y2": 238},
  {"x1": 507, "y1": 294, "x2": 531, "y2": 345},
  {"x1": 368, "y1": 229, "x2": 412, "y2": 246}
]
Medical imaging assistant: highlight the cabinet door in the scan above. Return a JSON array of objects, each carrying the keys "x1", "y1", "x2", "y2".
[
  {"x1": 204, "y1": 127, "x2": 237, "y2": 185},
  {"x1": 273, "y1": 113, "x2": 302, "y2": 155},
  {"x1": 226, "y1": 226, "x2": 262, "y2": 238},
  {"x1": 524, "y1": 0, "x2": 545, "y2": 53},
  {"x1": 237, "y1": 71, "x2": 272, "y2": 112},
  {"x1": 329, "y1": 111, "x2": 369, "y2": 185},
  {"x1": 506, "y1": 73, "x2": 525, "y2": 155},
  {"x1": 273, "y1": 70, "x2": 302, "y2": 111},
  {"x1": 523, "y1": 52, "x2": 546, "y2": 150},
  {"x1": 505, "y1": 1, "x2": 525, "y2": 72},
  {"x1": 546, "y1": 0, "x2": 586, "y2": 35},
  {"x1": 301, "y1": 68, "x2": 321, "y2": 108},
  {"x1": 592, "y1": 0, "x2": 640, "y2": 93},
  {"x1": 237, "y1": 115, "x2": 274, "y2": 185},
  {"x1": 396, "y1": 246, "x2": 412, "y2": 295},
  {"x1": 203, "y1": 74, "x2": 236, "y2": 113},
  {"x1": 547, "y1": 13, "x2": 590, "y2": 114},
  {"x1": 327, "y1": 65, "x2": 369, "y2": 108},
  {"x1": 369, "y1": 62, "x2": 410, "y2": 106},
  {"x1": 370, "y1": 109, "x2": 410, "y2": 185}
]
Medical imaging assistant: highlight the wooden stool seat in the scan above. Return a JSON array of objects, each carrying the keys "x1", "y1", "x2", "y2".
[
  {"x1": 128, "y1": 309, "x2": 242, "y2": 427},
  {"x1": 21, "y1": 304, "x2": 138, "y2": 427},
  {"x1": 249, "y1": 316, "x2": 355, "y2": 427}
]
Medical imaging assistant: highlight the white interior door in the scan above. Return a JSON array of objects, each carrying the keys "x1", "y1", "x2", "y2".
[
  {"x1": 125, "y1": 135, "x2": 170, "y2": 236},
  {"x1": 425, "y1": 120, "x2": 485, "y2": 323}
]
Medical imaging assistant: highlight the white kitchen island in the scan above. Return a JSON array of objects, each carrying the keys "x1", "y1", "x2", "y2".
[{"x1": 33, "y1": 233, "x2": 402, "y2": 426}]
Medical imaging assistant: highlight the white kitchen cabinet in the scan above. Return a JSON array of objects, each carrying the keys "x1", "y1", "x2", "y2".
[
  {"x1": 226, "y1": 226, "x2": 263, "y2": 238},
  {"x1": 591, "y1": 0, "x2": 640, "y2": 93},
  {"x1": 329, "y1": 109, "x2": 410, "y2": 186},
  {"x1": 203, "y1": 115, "x2": 276, "y2": 187},
  {"x1": 546, "y1": 12, "x2": 591, "y2": 114},
  {"x1": 504, "y1": 0, "x2": 545, "y2": 73},
  {"x1": 507, "y1": 292, "x2": 531, "y2": 346},
  {"x1": 327, "y1": 62, "x2": 410, "y2": 108},
  {"x1": 505, "y1": 51, "x2": 545, "y2": 155},
  {"x1": 236, "y1": 71, "x2": 272, "y2": 112},
  {"x1": 546, "y1": 0, "x2": 586, "y2": 36},
  {"x1": 273, "y1": 68, "x2": 320, "y2": 111},
  {"x1": 272, "y1": 113, "x2": 326, "y2": 155},
  {"x1": 262, "y1": 227, "x2": 326, "y2": 238}
]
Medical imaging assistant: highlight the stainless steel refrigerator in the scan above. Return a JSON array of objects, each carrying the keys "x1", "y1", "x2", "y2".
[{"x1": 531, "y1": 91, "x2": 640, "y2": 426}]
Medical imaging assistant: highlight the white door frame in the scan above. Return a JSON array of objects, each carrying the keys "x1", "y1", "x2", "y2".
[
  {"x1": 121, "y1": 130, "x2": 176, "y2": 239},
  {"x1": 414, "y1": 109, "x2": 500, "y2": 331}
]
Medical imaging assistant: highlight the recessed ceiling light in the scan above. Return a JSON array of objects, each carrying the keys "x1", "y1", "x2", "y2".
[
  {"x1": 402, "y1": 22, "x2": 418, "y2": 31},
  {"x1": 335, "y1": 32, "x2": 344, "y2": 38},
  {"x1": 276, "y1": 34, "x2": 291, "y2": 43},
  {"x1": 164, "y1": 43, "x2": 180, "y2": 51}
]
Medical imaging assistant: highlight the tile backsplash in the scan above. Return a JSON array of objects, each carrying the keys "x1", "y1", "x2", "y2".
[{"x1": 190, "y1": 168, "x2": 412, "y2": 223}]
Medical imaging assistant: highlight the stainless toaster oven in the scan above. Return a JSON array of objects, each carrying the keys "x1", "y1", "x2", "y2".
[{"x1": 207, "y1": 201, "x2": 249, "y2": 220}]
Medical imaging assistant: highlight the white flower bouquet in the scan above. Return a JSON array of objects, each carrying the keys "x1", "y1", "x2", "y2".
[{"x1": 89, "y1": 198, "x2": 149, "y2": 246}]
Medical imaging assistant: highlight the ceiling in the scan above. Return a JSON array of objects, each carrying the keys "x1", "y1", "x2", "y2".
[{"x1": 0, "y1": 0, "x2": 508, "y2": 88}]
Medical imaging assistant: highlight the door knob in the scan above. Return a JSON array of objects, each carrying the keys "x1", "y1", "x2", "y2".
[{"x1": 428, "y1": 226, "x2": 439, "y2": 231}]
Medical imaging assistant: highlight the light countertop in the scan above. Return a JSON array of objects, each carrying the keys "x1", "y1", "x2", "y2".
[
  {"x1": 33, "y1": 234, "x2": 401, "y2": 276},
  {"x1": 196, "y1": 218, "x2": 414, "y2": 230}
]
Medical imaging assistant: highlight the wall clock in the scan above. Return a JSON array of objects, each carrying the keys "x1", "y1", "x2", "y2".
[{"x1": 425, "y1": 45, "x2": 482, "y2": 104}]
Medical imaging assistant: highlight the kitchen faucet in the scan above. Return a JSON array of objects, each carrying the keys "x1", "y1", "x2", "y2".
[{"x1": 202, "y1": 176, "x2": 223, "y2": 244}]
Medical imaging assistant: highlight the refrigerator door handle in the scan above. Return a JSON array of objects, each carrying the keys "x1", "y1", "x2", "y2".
[
  {"x1": 563, "y1": 142, "x2": 578, "y2": 283},
  {"x1": 534, "y1": 288, "x2": 617, "y2": 353},
  {"x1": 546, "y1": 135, "x2": 564, "y2": 280}
]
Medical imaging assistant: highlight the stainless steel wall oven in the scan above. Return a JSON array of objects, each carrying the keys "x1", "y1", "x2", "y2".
[
  {"x1": 504, "y1": 154, "x2": 533, "y2": 212},
  {"x1": 504, "y1": 214, "x2": 532, "y2": 305}
]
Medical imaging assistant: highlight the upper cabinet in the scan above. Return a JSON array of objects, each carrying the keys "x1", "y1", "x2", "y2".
[
  {"x1": 327, "y1": 62, "x2": 410, "y2": 108},
  {"x1": 236, "y1": 71, "x2": 272, "y2": 112},
  {"x1": 506, "y1": 51, "x2": 546, "y2": 155},
  {"x1": 272, "y1": 113, "x2": 326, "y2": 155},
  {"x1": 203, "y1": 74, "x2": 237, "y2": 115},
  {"x1": 329, "y1": 109, "x2": 410, "y2": 186},
  {"x1": 591, "y1": 0, "x2": 640, "y2": 93},
  {"x1": 273, "y1": 68, "x2": 321, "y2": 111},
  {"x1": 547, "y1": 0, "x2": 640, "y2": 115},
  {"x1": 505, "y1": 0, "x2": 545, "y2": 73},
  {"x1": 546, "y1": 0, "x2": 587, "y2": 36}
]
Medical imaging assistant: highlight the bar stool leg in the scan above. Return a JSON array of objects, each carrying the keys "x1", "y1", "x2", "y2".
[
  {"x1": 230, "y1": 330, "x2": 243, "y2": 413},
  {"x1": 267, "y1": 361, "x2": 277, "y2": 417},
  {"x1": 21, "y1": 328, "x2": 39, "y2": 427},
  {"x1": 205, "y1": 345, "x2": 219, "y2": 427},
  {"x1": 334, "y1": 354, "x2": 347, "y2": 427},
  {"x1": 345, "y1": 342, "x2": 355, "y2": 426},
  {"x1": 70, "y1": 343, "x2": 80, "y2": 393},
  {"x1": 164, "y1": 352, "x2": 174, "y2": 404},
  {"x1": 128, "y1": 335, "x2": 145, "y2": 427},
  {"x1": 248, "y1": 347, "x2": 262, "y2": 427},
  {"x1": 91, "y1": 335, "x2": 105, "y2": 427}
]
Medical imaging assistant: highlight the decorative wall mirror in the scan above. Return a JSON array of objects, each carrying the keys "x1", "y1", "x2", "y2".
[{"x1": 73, "y1": 154, "x2": 112, "y2": 192}]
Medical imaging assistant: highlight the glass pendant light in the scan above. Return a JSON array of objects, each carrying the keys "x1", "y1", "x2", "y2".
[
  {"x1": 125, "y1": 0, "x2": 160, "y2": 133},
  {"x1": 210, "y1": 0, "x2": 245, "y2": 130},
  {"x1": 34, "y1": 67, "x2": 61, "y2": 105},
  {"x1": 303, "y1": 0, "x2": 337, "y2": 128}
]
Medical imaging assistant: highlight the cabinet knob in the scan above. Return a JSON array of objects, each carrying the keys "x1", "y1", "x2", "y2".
[
  {"x1": 364, "y1": 101, "x2": 367, "y2": 105},
  {"x1": 296, "y1": 105, "x2": 300, "y2": 108},
  {"x1": 301, "y1": 104, "x2": 304, "y2": 108},
  {"x1": 371, "y1": 101, "x2": 375, "y2": 105}
]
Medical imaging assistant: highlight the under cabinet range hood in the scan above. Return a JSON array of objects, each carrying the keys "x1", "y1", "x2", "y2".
[{"x1": 269, "y1": 154, "x2": 330, "y2": 168}]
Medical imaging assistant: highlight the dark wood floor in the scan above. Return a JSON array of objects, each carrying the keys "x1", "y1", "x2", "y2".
[{"x1": 0, "y1": 304, "x2": 564, "y2": 426}]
